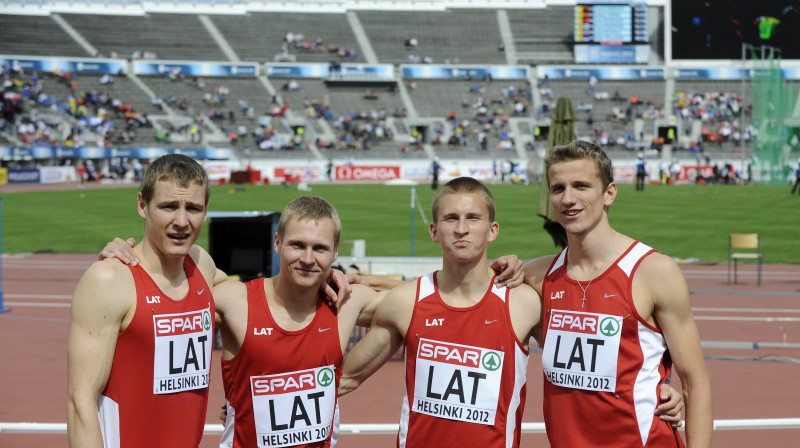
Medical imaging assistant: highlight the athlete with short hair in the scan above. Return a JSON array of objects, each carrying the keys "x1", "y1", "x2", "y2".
[
  {"x1": 214, "y1": 195, "x2": 388, "y2": 448},
  {"x1": 67, "y1": 154, "x2": 220, "y2": 447},
  {"x1": 339, "y1": 177, "x2": 544, "y2": 447},
  {"x1": 507, "y1": 140, "x2": 712, "y2": 447}
]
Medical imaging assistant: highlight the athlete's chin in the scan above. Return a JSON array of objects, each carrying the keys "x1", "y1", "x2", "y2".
[
  {"x1": 291, "y1": 271, "x2": 324, "y2": 287},
  {"x1": 162, "y1": 244, "x2": 192, "y2": 258}
]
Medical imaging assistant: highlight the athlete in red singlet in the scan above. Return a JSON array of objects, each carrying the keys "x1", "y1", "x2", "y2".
[
  {"x1": 541, "y1": 242, "x2": 684, "y2": 447},
  {"x1": 510, "y1": 141, "x2": 712, "y2": 447},
  {"x1": 207, "y1": 195, "x2": 385, "y2": 448},
  {"x1": 99, "y1": 257, "x2": 215, "y2": 446},
  {"x1": 399, "y1": 272, "x2": 528, "y2": 447},
  {"x1": 339, "y1": 177, "x2": 542, "y2": 448},
  {"x1": 220, "y1": 277, "x2": 343, "y2": 448},
  {"x1": 68, "y1": 154, "x2": 220, "y2": 447}
]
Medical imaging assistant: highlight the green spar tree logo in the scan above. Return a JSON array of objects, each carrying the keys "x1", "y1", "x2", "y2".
[
  {"x1": 317, "y1": 368, "x2": 334, "y2": 387},
  {"x1": 203, "y1": 310, "x2": 212, "y2": 331},
  {"x1": 599, "y1": 317, "x2": 621, "y2": 337},
  {"x1": 482, "y1": 352, "x2": 502, "y2": 371}
]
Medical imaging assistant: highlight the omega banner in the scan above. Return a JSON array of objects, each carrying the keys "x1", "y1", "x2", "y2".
[{"x1": 334, "y1": 165, "x2": 400, "y2": 181}]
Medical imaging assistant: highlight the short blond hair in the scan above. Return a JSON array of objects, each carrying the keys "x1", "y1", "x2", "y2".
[
  {"x1": 431, "y1": 177, "x2": 495, "y2": 222},
  {"x1": 277, "y1": 196, "x2": 342, "y2": 248}
]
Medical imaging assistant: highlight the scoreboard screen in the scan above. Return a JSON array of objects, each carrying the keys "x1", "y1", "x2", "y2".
[
  {"x1": 575, "y1": 1, "x2": 649, "y2": 44},
  {"x1": 671, "y1": 1, "x2": 800, "y2": 60}
]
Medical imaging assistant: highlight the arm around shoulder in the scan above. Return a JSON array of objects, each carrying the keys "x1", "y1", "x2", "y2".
[
  {"x1": 522, "y1": 255, "x2": 556, "y2": 295},
  {"x1": 339, "y1": 283, "x2": 414, "y2": 396},
  {"x1": 67, "y1": 260, "x2": 135, "y2": 448},
  {"x1": 643, "y1": 254, "x2": 713, "y2": 448}
]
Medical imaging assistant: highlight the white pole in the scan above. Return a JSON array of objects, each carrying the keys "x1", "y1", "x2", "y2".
[{"x1": 410, "y1": 185, "x2": 416, "y2": 256}]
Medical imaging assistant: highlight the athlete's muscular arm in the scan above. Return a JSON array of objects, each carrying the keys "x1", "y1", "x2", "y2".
[
  {"x1": 507, "y1": 284, "x2": 542, "y2": 346},
  {"x1": 67, "y1": 260, "x2": 134, "y2": 448},
  {"x1": 345, "y1": 273, "x2": 405, "y2": 291},
  {"x1": 212, "y1": 280, "x2": 249, "y2": 359},
  {"x1": 639, "y1": 254, "x2": 713, "y2": 447},
  {"x1": 342, "y1": 284, "x2": 391, "y2": 328},
  {"x1": 338, "y1": 283, "x2": 414, "y2": 397}
]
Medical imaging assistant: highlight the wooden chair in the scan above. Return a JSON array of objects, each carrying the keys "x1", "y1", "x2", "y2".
[{"x1": 728, "y1": 233, "x2": 762, "y2": 285}]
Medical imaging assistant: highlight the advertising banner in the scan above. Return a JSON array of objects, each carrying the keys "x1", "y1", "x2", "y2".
[{"x1": 335, "y1": 165, "x2": 400, "y2": 181}]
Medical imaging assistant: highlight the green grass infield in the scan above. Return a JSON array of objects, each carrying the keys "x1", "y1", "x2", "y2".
[{"x1": 1, "y1": 182, "x2": 796, "y2": 264}]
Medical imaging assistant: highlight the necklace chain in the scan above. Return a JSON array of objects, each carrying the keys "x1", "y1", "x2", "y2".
[{"x1": 568, "y1": 232, "x2": 616, "y2": 309}]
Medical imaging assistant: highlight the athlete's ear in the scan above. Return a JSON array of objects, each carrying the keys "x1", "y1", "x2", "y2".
[
  {"x1": 274, "y1": 232, "x2": 281, "y2": 253},
  {"x1": 137, "y1": 192, "x2": 147, "y2": 220},
  {"x1": 429, "y1": 222, "x2": 440, "y2": 243},
  {"x1": 604, "y1": 182, "x2": 617, "y2": 208},
  {"x1": 488, "y1": 221, "x2": 499, "y2": 242}
]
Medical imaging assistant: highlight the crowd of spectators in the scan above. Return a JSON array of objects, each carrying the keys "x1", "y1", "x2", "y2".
[
  {"x1": 1, "y1": 67, "x2": 151, "y2": 149},
  {"x1": 3, "y1": 55, "x2": 766, "y2": 161},
  {"x1": 536, "y1": 78, "x2": 759, "y2": 156},
  {"x1": 429, "y1": 81, "x2": 531, "y2": 152}
]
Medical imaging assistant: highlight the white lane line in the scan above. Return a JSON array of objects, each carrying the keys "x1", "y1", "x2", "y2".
[
  {"x1": 694, "y1": 316, "x2": 800, "y2": 322},
  {"x1": 2, "y1": 302, "x2": 71, "y2": 308},
  {"x1": 693, "y1": 307, "x2": 800, "y2": 313},
  {"x1": 4, "y1": 294, "x2": 72, "y2": 300}
]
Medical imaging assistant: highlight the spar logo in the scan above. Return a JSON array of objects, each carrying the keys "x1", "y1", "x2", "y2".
[
  {"x1": 252, "y1": 370, "x2": 316, "y2": 396},
  {"x1": 481, "y1": 351, "x2": 502, "y2": 371},
  {"x1": 419, "y1": 340, "x2": 480, "y2": 368},
  {"x1": 549, "y1": 311, "x2": 599, "y2": 335},
  {"x1": 155, "y1": 310, "x2": 210, "y2": 336},
  {"x1": 317, "y1": 368, "x2": 334, "y2": 387},
  {"x1": 599, "y1": 317, "x2": 621, "y2": 337}
]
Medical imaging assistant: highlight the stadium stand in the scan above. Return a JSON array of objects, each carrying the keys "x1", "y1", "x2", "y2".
[
  {"x1": 62, "y1": 13, "x2": 229, "y2": 61},
  {"x1": 210, "y1": 12, "x2": 365, "y2": 63},
  {"x1": 358, "y1": 9, "x2": 505, "y2": 65},
  {"x1": 2, "y1": 2, "x2": 780, "y2": 185},
  {"x1": 507, "y1": 6, "x2": 574, "y2": 64},
  {"x1": 0, "y1": 14, "x2": 87, "y2": 57}
]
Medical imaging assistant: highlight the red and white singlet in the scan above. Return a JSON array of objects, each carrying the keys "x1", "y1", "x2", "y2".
[
  {"x1": 398, "y1": 272, "x2": 529, "y2": 448},
  {"x1": 541, "y1": 241, "x2": 685, "y2": 447},
  {"x1": 220, "y1": 277, "x2": 342, "y2": 448},
  {"x1": 99, "y1": 256, "x2": 215, "y2": 447}
]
